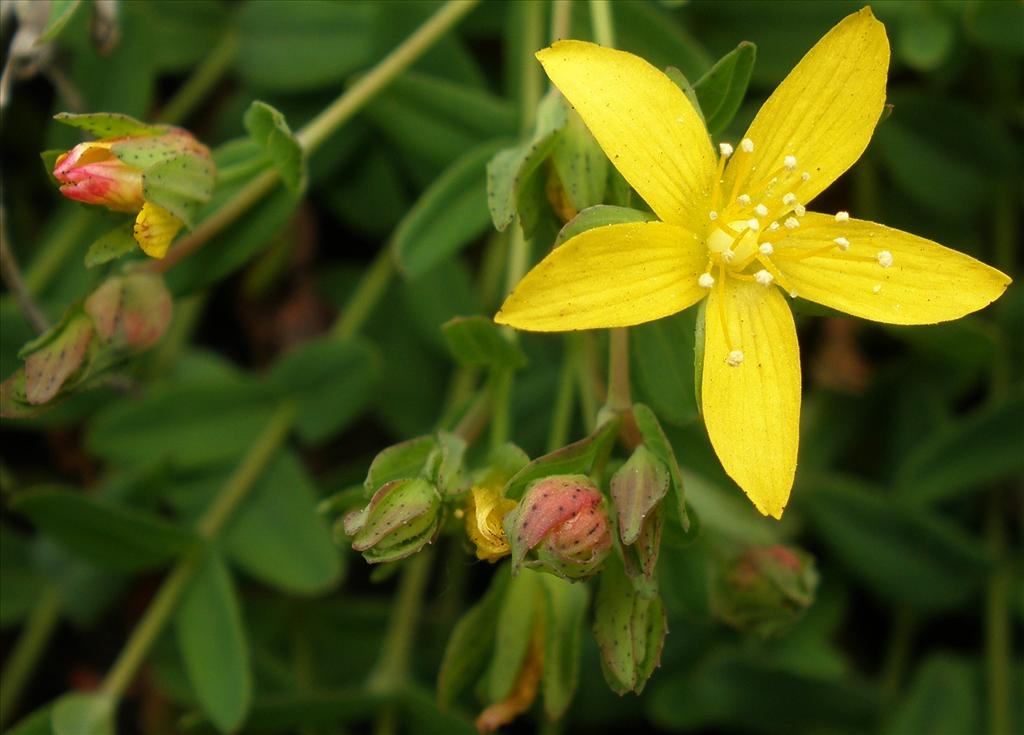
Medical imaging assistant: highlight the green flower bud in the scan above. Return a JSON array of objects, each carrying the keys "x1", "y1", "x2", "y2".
[
  {"x1": 343, "y1": 477, "x2": 442, "y2": 564},
  {"x1": 610, "y1": 445, "x2": 670, "y2": 581},
  {"x1": 84, "y1": 271, "x2": 172, "y2": 351}
]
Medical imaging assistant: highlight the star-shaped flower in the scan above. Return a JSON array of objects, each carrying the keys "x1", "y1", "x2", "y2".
[{"x1": 495, "y1": 9, "x2": 1010, "y2": 519}]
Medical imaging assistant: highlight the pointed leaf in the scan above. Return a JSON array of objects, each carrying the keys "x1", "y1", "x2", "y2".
[
  {"x1": 693, "y1": 42, "x2": 757, "y2": 136},
  {"x1": 53, "y1": 111, "x2": 164, "y2": 138},
  {"x1": 244, "y1": 101, "x2": 306, "y2": 193},
  {"x1": 540, "y1": 575, "x2": 587, "y2": 719},
  {"x1": 441, "y1": 316, "x2": 527, "y2": 369},
  {"x1": 84, "y1": 222, "x2": 137, "y2": 268},
  {"x1": 503, "y1": 417, "x2": 619, "y2": 500},
  {"x1": 51, "y1": 693, "x2": 115, "y2": 735}
]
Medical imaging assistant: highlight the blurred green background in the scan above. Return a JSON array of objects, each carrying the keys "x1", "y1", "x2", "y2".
[{"x1": 1, "y1": 1, "x2": 1021, "y2": 734}]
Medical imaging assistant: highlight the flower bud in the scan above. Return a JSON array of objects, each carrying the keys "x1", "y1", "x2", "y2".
[
  {"x1": 505, "y1": 475, "x2": 611, "y2": 580},
  {"x1": 715, "y1": 544, "x2": 818, "y2": 637},
  {"x1": 465, "y1": 485, "x2": 517, "y2": 562},
  {"x1": 610, "y1": 445, "x2": 670, "y2": 581},
  {"x1": 84, "y1": 271, "x2": 172, "y2": 351},
  {"x1": 343, "y1": 477, "x2": 442, "y2": 564},
  {"x1": 20, "y1": 312, "x2": 94, "y2": 405},
  {"x1": 53, "y1": 139, "x2": 145, "y2": 212}
]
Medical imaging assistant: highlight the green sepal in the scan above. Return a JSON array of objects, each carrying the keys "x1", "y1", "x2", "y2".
[
  {"x1": 53, "y1": 111, "x2": 166, "y2": 138},
  {"x1": 554, "y1": 205, "x2": 656, "y2": 247},
  {"x1": 243, "y1": 101, "x2": 306, "y2": 193}
]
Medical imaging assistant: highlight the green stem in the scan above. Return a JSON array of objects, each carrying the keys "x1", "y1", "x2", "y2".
[
  {"x1": 330, "y1": 247, "x2": 394, "y2": 340},
  {"x1": 985, "y1": 490, "x2": 1012, "y2": 735},
  {"x1": 588, "y1": 0, "x2": 616, "y2": 47},
  {"x1": 0, "y1": 587, "x2": 62, "y2": 728},
  {"x1": 24, "y1": 208, "x2": 91, "y2": 294},
  {"x1": 489, "y1": 369, "x2": 513, "y2": 452},
  {"x1": 605, "y1": 327, "x2": 631, "y2": 413},
  {"x1": 577, "y1": 332, "x2": 600, "y2": 429},
  {"x1": 550, "y1": 0, "x2": 573, "y2": 41},
  {"x1": 296, "y1": 0, "x2": 480, "y2": 152},
  {"x1": 880, "y1": 607, "x2": 915, "y2": 703},
  {"x1": 100, "y1": 402, "x2": 295, "y2": 702},
  {"x1": 515, "y1": 0, "x2": 546, "y2": 134},
  {"x1": 0, "y1": 205, "x2": 49, "y2": 333},
  {"x1": 157, "y1": 28, "x2": 238, "y2": 125},
  {"x1": 547, "y1": 336, "x2": 578, "y2": 451}
]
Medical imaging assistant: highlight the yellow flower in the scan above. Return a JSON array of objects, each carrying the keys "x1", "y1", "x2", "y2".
[
  {"x1": 465, "y1": 485, "x2": 517, "y2": 562},
  {"x1": 495, "y1": 9, "x2": 1011, "y2": 519}
]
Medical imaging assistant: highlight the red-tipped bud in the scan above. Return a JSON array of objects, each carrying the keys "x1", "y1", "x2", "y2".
[
  {"x1": 505, "y1": 475, "x2": 611, "y2": 581},
  {"x1": 53, "y1": 139, "x2": 145, "y2": 212},
  {"x1": 84, "y1": 271, "x2": 172, "y2": 350},
  {"x1": 715, "y1": 544, "x2": 818, "y2": 637}
]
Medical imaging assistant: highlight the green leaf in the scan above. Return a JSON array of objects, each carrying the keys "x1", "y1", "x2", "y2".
[
  {"x1": 224, "y1": 450, "x2": 342, "y2": 595},
  {"x1": 51, "y1": 692, "x2": 115, "y2": 735},
  {"x1": 381, "y1": 72, "x2": 517, "y2": 141},
  {"x1": 633, "y1": 404, "x2": 689, "y2": 531},
  {"x1": 692, "y1": 42, "x2": 757, "y2": 137},
  {"x1": 965, "y1": 1, "x2": 1024, "y2": 54},
  {"x1": 801, "y1": 474, "x2": 990, "y2": 612},
  {"x1": 0, "y1": 526, "x2": 46, "y2": 627},
  {"x1": 438, "y1": 569, "x2": 509, "y2": 709},
  {"x1": 441, "y1": 316, "x2": 527, "y2": 370},
  {"x1": 13, "y1": 487, "x2": 195, "y2": 572},
  {"x1": 53, "y1": 112, "x2": 163, "y2": 139},
  {"x1": 393, "y1": 139, "x2": 506, "y2": 278},
  {"x1": 84, "y1": 222, "x2": 137, "y2": 268},
  {"x1": 896, "y1": 8, "x2": 954, "y2": 71},
  {"x1": 895, "y1": 392, "x2": 1024, "y2": 505},
  {"x1": 244, "y1": 101, "x2": 306, "y2": 193},
  {"x1": 268, "y1": 336, "x2": 377, "y2": 444},
  {"x1": 630, "y1": 309, "x2": 699, "y2": 426},
  {"x1": 6, "y1": 704, "x2": 53, "y2": 735},
  {"x1": 550, "y1": 111, "x2": 607, "y2": 213},
  {"x1": 885, "y1": 654, "x2": 979, "y2": 735},
  {"x1": 40, "y1": 150, "x2": 63, "y2": 184},
  {"x1": 540, "y1": 575, "x2": 587, "y2": 719},
  {"x1": 36, "y1": 0, "x2": 83, "y2": 43},
  {"x1": 664, "y1": 66, "x2": 705, "y2": 127},
  {"x1": 232, "y1": 692, "x2": 390, "y2": 733},
  {"x1": 142, "y1": 153, "x2": 217, "y2": 229},
  {"x1": 364, "y1": 435, "x2": 437, "y2": 494},
  {"x1": 235, "y1": 1, "x2": 376, "y2": 91},
  {"x1": 487, "y1": 569, "x2": 541, "y2": 702},
  {"x1": 175, "y1": 549, "x2": 251, "y2": 734},
  {"x1": 503, "y1": 417, "x2": 619, "y2": 500},
  {"x1": 554, "y1": 205, "x2": 656, "y2": 247}
]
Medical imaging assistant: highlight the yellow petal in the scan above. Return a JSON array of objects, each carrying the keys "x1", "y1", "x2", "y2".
[
  {"x1": 496, "y1": 222, "x2": 707, "y2": 332},
  {"x1": 772, "y1": 213, "x2": 1011, "y2": 324},
  {"x1": 133, "y1": 202, "x2": 183, "y2": 259},
  {"x1": 537, "y1": 40, "x2": 715, "y2": 228},
  {"x1": 723, "y1": 8, "x2": 888, "y2": 216},
  {"x1": 702, "y1": 278, "x2": 801, "y2": 519}
]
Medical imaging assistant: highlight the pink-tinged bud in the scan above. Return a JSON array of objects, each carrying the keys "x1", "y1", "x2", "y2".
[
  {"x1": 505, "y1": 475, "x2": 611, "y2": 581},
  {"x1": 53, "y1": 139, "x2": 145, "y2": 212},
  {"x1": 715, "y1": 544, "x2": 818, "y2": 638},
  {"x1": 343, "y1": 478, "x2": 442, "y2": 564},
  {"x1": 22, "y1": 312, "x2": 95, "y2": 405},
  {"x1": 84, "y1": 272, "x2": 172, "y2": 350}
]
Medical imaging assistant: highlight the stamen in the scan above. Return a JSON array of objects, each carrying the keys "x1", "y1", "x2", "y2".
[
  {"x1": 834, "y1": 236, "x2": 850, "y2": 251},
  {"x1": 747, "y1": 218, "x2": 760, "y2": 231},
  {"x1": 801, "y1": 171, "x2": 811, "y2": 182},
  {"x1": 877, "y1": 250, "x2": 893, "y2": 268},
  {"x1": 722, "y1": 248, "x2": 735, "y2": 264},
  {"x1": 740, "y1": 138, "x2": 754, "y2": 153},
  {"x1": 784, "y1": 217, "x2": 800, "y2": 229},
  {"x1": 698, "y1": 272, "x2": 715, "y2": 288},
  {"x1": 754, "y1": 269, "x2": 774, "y2": 286},
  {"x1": 789, "y1": 289, "x2": 799, "y2": 298},
  {"x1": 768, "y1": 222, "x2": 780, "y2": 232},
  {"x1": 835, "y1": 211, "x2": 849, "y2": 222},
  {"x1": 709, "y1": 210, "x2": 719, "y2": 221},
  {"x1": 754, "y1": 203, "x2": 768, "y2": 217},
  {"x1": 719, "y1": 142, "x2": 734, "y2": 158},
  {"x1": 783, "y1": 193, "x2": 797, "y2": 206},
  {"x1": 784, "y1": 155, "x2": 797, "y2": 170},
  {"x1": 759, "y1": 242, "x2": 774, "y2": 255},
  {"x1": 794, "y1": 204, "x2": 806, "y2": 217},
  {"x1": 726, "y1": 350, "x2": 744, "y2": 367},
  {"x1": 872, "y1": 284, "x2": 882, "y2": 294},
  {"x1": 737, "y1": 193, "x2": 751, "y2": 206}
]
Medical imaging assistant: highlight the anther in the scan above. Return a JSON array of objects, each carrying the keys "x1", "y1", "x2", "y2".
[
  {"x1": 834, "y1": 236, "x2": 850, "y2": 251},
  {"x1": 789, "y1": 290, "x2": 799, "y2": 298},
  {"x1": 709, "y1": 210, "x2": 719, "y2": 221},
  {"x1": 754, "y1": 203, "x2": 768, "y2": 217},
  {"x1": 719, "y1": 142, "x2": 734, "y2": 157},
  {"x1": 877, "y1": 250, "x2": 893, "y2": 268},
  {"x1": 759, "y1": 242, "x2": 774, "y2": 255},
  {"x1": 783, "y1": 193, "x2": 797, "y2": 206},
  {"x1": 698, "y1": 273, "x2": 715, "y2": 288},
  {"x1": 722, "y1": 249, "x2": 735, "y2": 264},
  {"x1": 835, "y1": 211, "x2": 849, "y2": 222},
  {"x1": 769, "y1": 222, "x2": 780, "y2": 232},
  {"x1": 726, "y1": 350, "x2": 744, "y2": 367},
  {"x1": 754, "y1": 269, "x2": 774, "y2": 286},
  {"x1": 737, "y1": 193, "x2": 751, "y2": 206},
  {"x1": 872, "y1": 284, "x2": 882, "y2": 294},
  {"x1": 784, "y1": 217, "x2": 800, "y2": 229},
  {"x1": 794, "y1": 204, "x2": 806, "y2": 217},
  {"x1": 740, "y1": 138, "x2": 754, "y2": 153},
  {"x1": 784, "y1": 155, "x2": 797, "y2": 170},
  {"x1": 747, "y1": 218, "x2": 760, "y2": 231},
  {"x1": 801, "y1": 171, "x2": 811, "y2": 182}
]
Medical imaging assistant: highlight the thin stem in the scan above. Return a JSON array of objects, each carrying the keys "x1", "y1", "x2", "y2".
[
  {"x1": 100, "y1": 402, "x2": 295, "y2": 701},
  {"x1": 985, "y1": 490, "x2": 1012, "y2": 735},
  {"x1": 547, "y1": 337, "x2": 578, "y2": 451},
  {"x1": 880, "y1": 608, "x2": 915, "y2": 703},
  {"x1": 515, "y1": 0, "x2": 546, "y2": 134},
  {"x1": 0, "y1": 205, "x2": 49, "y2": 333},
  {"x1": 550, "y1": 0, "x2": 573, "y2": 41},
  {"x1": 489, "y1": 369, "x2": 513, "y2": 452},
  {"x1": 157, "y1": 28, "x2": 238, "y2": 125},
  {"x1": 588, "y1": 0, "x2": 616, "y2": 47},
  {"x1": 0, "y1": 587, "x2": 62, "y2": 728},
  {"x1": 577, "y1": 332, "x2": 600, "y2": 429},
  {"x1": 296, "y1": 0, "x2": 480, "y2": 152},
  {"x1": 605, "y1": 327, "x2": 631, "y2": 413},
  {"x1": 330, "y1": 248, "x2": 394, "y2": 340},
  {"x1": 24, "y1": 209, "x2": 91, "y2": 295},
  {"x1": 452, "y1": 388, "x2": 492, "y2": 444}
]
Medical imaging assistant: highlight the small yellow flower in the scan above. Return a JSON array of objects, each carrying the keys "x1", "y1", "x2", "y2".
[
  {"x1": 495, "y1": 9, "x2": 1011, "y2": 519},
  {"x1": 465, "y1": 485, "x2": 517, "y2": 562}
]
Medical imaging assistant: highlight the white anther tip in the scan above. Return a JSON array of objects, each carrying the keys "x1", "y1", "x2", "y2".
[
  {"x1": 759, "y1": 242, "x2": 774, "y2": 255},
  {"x1": 801, "y1": 171, "x2": 811, "y2": 182},
  {"x1": 737, "y1": 193, "x2": 751, "y2": 206},
  {"x1": 754, "y1": 269, "x2": 774, "y2": 286},
  {"x1": 784, "y1": 155, "x2": 797, "y2": 170},
  {"x1": 726, "y1": 350, "x2": 744, "y2": 367},
  {"x1": 872, "y1": 284, "x2": 882, "y2": 294},
  {"x1": 769, "y1": 222, "x2": 780, "y2": 232},
  {"x1": 877, "y1": 250, "x2": 893, "y2": 268},
  {"x1": 794, "y1": 204, "x2": 806, "y2": 217},
  {"x1": 783, "y1": 193, "x2": 797, "y2": 206},
  {"x1": 747, "y1": 218, "x2": 760, "y2": 231},
  {"x1": 754, "y1": 203, "x2": 769, "y2": 217},
  {"x1": 719, "y1": 142, "x2": 734, "y2": 157},
  {"x1": 698, "y1": 273, "x2": 715, "y2": 288},
  {"x1": 784, "y1": 217, "x2": 800, "y2": 229},
  {"x1": 709, "y1": 210, "x2": 719, "y2": 221},
  {"x1": 834, "y1": 236, "x2": 850, "y2": 251},
  {"x1": 835, "y1": 211, "x2": 850, "y2": 222},
  {"x1": 722, "y1": 249, "x2": 735, "y2": 263},
  {"x1": 740, "y1": 138, "x2": 754, "y2": 153}
]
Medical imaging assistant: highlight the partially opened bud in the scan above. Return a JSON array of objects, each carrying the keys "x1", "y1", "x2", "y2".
[
  {"x1": 344, "y1": 477, "x2": 442, "y2": 564},
  {"x1": 85, "y1": 271, "x2": 172, "y2": 350},
  {"x1": 610, "y1": 445, "x2": 670, "y2": 581},
  {"x1": 54, "y1": 139, "x2": 145, "y2": 212},
  {"x1": 505, "y1": 475, "x2": 611, "y2": 580},
  {"x1": 21, "y1": 312, "x2": 95, "y2": 405},
  {"x1": 715, "y1": 544, "x2": 818, "y2": 637},
  {"x1": 465, "y1": 485, "x2": 517, "y2": 562}
]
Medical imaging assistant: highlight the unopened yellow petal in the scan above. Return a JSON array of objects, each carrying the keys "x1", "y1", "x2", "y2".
[
  {"x1": 702, "y1": 278, "x2": 801, "y2": 519},
  {"x1": 723, "y1": 8, "x2": 888, "y2": 216},
  {"x1": 496, "y1": 222, "x2": 707, "y2": 332},
  {"x1": 772, "y1": 213, "x2": 1011, "y2": 325},
  {"x1": 537, "y1": 40, "x2": 715, "y2": 228},
  {"x1": 133, "y1": 202, "x2": 183, "y2": 259}
]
